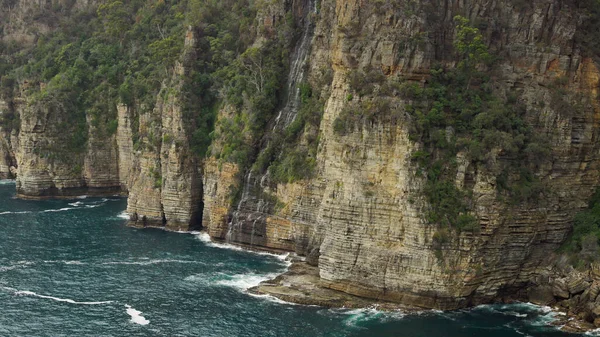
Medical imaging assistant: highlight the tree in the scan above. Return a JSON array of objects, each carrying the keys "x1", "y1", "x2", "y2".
[{"x1": 453, "y1": 15, "x2": 490, "y2": 75}]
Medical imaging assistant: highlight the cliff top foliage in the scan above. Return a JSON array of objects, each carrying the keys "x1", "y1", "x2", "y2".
[{"x1": 0, "y1": 0, "x2": 263, "y2": 159}]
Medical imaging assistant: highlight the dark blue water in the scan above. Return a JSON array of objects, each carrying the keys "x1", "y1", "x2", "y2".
[{"x1": 0, "y1": 180, "x2": 582, "y2": 336}]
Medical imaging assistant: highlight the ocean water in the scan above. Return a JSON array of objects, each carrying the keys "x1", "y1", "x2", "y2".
[{"x1": 0, "y1": 180, "x2": 582, "y2": 336}]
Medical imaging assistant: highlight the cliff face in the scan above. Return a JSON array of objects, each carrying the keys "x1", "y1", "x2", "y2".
[
  {"x1": 2, "y1": 0, "x2": 600, "y2": 322},
  {"x1": 0, "y1": 98, "x2": 18, "y2": 179},
  {"x1": 15, "y1": 89, "x2": 121, "y2": 197},
  {"x1": 119, "y1": 29, "x2": 203, "y2": 231},
  {"x1": 304, "y1": 0, "x2": 600, "y2": 309},
  {"x1": 202, "y1": 0, "x2": 600, "y2": 311}
]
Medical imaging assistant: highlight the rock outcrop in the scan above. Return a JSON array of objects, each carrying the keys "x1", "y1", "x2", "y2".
[
  {"x1": 15, "y1": 86, "x2": 121, "y2": 198},
  {"x1": 125, "y1": 29, "x2": 203, "y2": 231}
]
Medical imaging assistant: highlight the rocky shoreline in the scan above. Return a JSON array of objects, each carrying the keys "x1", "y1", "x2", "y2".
[
  {"x1": 250, "y1": 258, "x2": 600, "y2": 335},
  {"x1": 249, "y1": 260, "x2": 417, "y2": 310}
]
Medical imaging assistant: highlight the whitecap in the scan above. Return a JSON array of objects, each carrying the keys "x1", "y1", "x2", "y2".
[
  {"x1": 102, "y1": 259, "x2": 203, "y2": 266},
  {"x1": 64, "y1": 260, "x2": 84, "y2": 265},
  {"x1": 1, "y1": 287, "x2": 112, "y2": 305},
  {"x1": 125, "y1": 304, "x2": 150, "y2": 325},
  {"x1": 0, "y1": 210, "x2": 32, "y2": 215},
  {"x1": 77, "y1": 195, "x2": 88, "y2": 199},
  {"x1": 68, "y1": 201, "x2": 84, "y2": 207},
  {"x1": 0, "y1": 180, "x2": 15, "y2": 185},
  {"x1": 0, "y1": 265, "x2": 24, "y2": 272},
  {"x1": 42, "y1": 260, "x2": 85, "y2": 265},
  {"x1": 43, "y1": 207, "x2": 77, "y2": 213}
]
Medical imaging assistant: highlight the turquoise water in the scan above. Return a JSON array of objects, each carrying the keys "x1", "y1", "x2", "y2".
[{"x1": 0, "y1": 180, "x2": 581, "y2": 336}]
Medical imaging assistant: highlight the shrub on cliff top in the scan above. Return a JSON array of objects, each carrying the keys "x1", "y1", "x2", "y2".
[{"x1": 560, "y1": 189, "x2": 600, "y2": 267}]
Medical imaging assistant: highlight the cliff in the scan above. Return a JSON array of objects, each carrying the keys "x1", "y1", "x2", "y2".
[
  {"x1": 2, "y1": 0, "x2": 600, "y2": 330},
  {"x1": 125, "y1": 30, "x2": 204, "y2": 231},
  {"x1": 202, "y1": 0, "x2": 600, "y2": 317}
]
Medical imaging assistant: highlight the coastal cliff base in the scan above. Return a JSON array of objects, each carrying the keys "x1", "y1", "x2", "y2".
[{"x1": 249, "y1": 261, "x2": 414, "y2": 310}]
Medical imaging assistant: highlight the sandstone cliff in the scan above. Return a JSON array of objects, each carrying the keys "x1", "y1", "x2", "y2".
[
  {"x1": 2, "y1": 0, "x2": 600, "y2": 330},
  {"x1": 125, "y1": 30, "x2": 203, "y2": 231},
  {"x1": 202, "y1": 0, "x2": 600, "y2": 314}
]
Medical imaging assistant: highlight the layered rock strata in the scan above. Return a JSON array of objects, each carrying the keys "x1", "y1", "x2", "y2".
[
  {"x1": 125, "y1": 30, "x2": 203, "y2": 231},
  {"x1": 2, "y1": 0, "x2": 600, "y2": 330},
  {"x1": 203, "y1": 0, "x2": 600, "y2": 313}
]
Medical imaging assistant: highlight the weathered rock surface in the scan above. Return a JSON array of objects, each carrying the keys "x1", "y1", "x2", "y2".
[
  {"x1": 126, "y1": 29, "x2": 203, "y2": 231},
  {"x1": 15, "y1": 90, "x2": 121, "y2": 198},
  {"x1": 250, "y1": 260, "x2": 415, "y2": 310},
  {"x1": 204, "y1": 0, "x2": 600, "y2": 313}
]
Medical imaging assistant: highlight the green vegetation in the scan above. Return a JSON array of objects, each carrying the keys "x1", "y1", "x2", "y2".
[
  {"x1": 210, "y1": 6, "x2": 328, "y2": 185},
  {"x1": 265, "y1": 80, "x2": 326, "y2": 184},
  {"x1": 406, "y1": 16, "x2": 550, "y2": 230},
  {"x1": 211, "y1": 38, "x2": 288, "y2": 167},
  {"x1": 560, "y1": 189, "x2": 600, "y2": 269},
  {"x1": 0, "y1": 0, "x2": 261, "y2": 161},
  {"x1": 334, "y1": 16, "x2": 550, "y2": 232},
  {"x1": 576, "y1": 0, "x2": 600, "y2": 59}
]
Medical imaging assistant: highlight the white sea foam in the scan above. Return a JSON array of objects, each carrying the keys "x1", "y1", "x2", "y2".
[
  {"x1": 102, "y1": 259, "x2": 203, "y2": 266},
  {"x1": 0, "y1": 265, "x2": 26, "y2": 272},
  {"x1": 246, "y1": 292, "x2": 301, "y2": 306},
  {"x1": 0, "y1": 180, "x2": 15, "y2": 185},
  {"x1": 68, "y1": 201, "x2": 84, "y2": 206},
  {"x1": 336, "y1": 308, "x2": 405, "y2": 328},
  {"x1": 43, "y1": 207, "x2": 78, "y2": 213},
  {"x1": 586, "y1": 328, "x2": 600, "y2": 336},
  {"x1": 0, "y1": 260, "x2": 36, "y2": 271},
  {"x1": 173, "y1": 230, "x2": 202, "y2": 235},
  {"x1": 216, "y1": 271, "x2": 283, "y2": 291},
  {"x1": 0, "y1": 210, "x2": 32, "y2": 215},
  {"x1": 125, "y1": 304, "x2": 150, "y2": 325},
  {"x1": 0, "y1": 287, "x2": 112, "y2": 305},
  {"x1": 42, "y1": 260, "x2": 85, "y2": 265},
  {"x1": 195, "y1": 232, "x2": 291, "y2": 264},
  {"x1": 76, "y1": 195, "x2": 88, "y2": 199},
  {"x1": 65, "y1": 260, "x2": 84, "y2": 265},
  {"x1": 117, "y1": 211, "x2": 130, "y2": 220}
]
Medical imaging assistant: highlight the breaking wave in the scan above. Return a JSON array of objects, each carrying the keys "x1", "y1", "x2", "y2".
[
  {"x1": 194, "y1": 232, "x2": 291, "y2": 264},
  {"x1": 215, "y1": 271, "x2": 283, "y2": 291}
]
